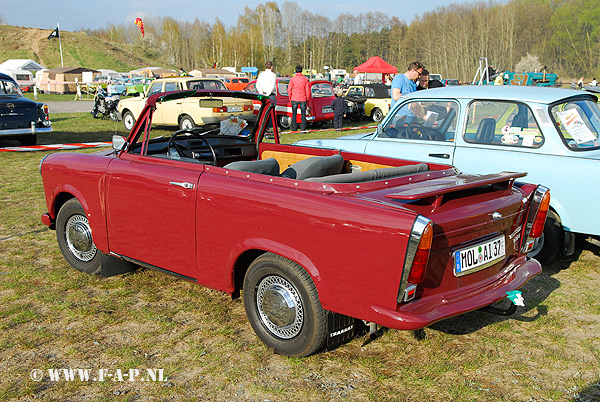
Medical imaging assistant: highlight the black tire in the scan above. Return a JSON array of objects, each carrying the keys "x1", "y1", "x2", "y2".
[
  {"x1": 278, "y1": 115, "x2": 291, "y2": 130},
  {"x1": 179, "y1": 115, "x2": 196, "y2": 131},
  {"x1": 243, "y1": 253, "x2": 327, "y2": 357},
  {"x1": 19, "y1": 134, "x2": 37, "y2": 146},
  {"x1": 528, "y1": 210, "x2": 563, "y2": 265},
  {"x1": 56, "y1": 198, "x2": 101, "y2": 275},
  {"x1": 122, "y1": 111, "x2": 136, "y2": 131},
  {"x1": 372, "y1": 107, "x2": 384, "y2": 123}
]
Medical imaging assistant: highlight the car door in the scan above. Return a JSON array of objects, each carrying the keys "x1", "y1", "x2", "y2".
[
  {"x1": 364, "y1": 99, "x2": 459, "y2": 164},
  {"x1": 105, "y1": 151, "x2": 201, "y2": 280},
  {"x1": 156, "y1": 81, "x2": 182, "y2": 125}
]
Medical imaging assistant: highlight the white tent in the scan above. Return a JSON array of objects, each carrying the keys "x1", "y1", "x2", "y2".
[{"x1": 0, "y1": 59, "x2": 46, "y2": 73}]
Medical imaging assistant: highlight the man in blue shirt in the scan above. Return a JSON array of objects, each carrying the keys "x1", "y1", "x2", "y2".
[{"x1": 391, "y1": 61, "x2": 424, "y2": 110}]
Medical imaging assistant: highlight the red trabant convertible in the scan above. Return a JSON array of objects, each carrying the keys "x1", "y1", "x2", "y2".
[
  {"x1": 245, "y1": 78, "x2": 335, "y2": 129},
  {"x1": 40, "y1": 90, "x2": 546, "y2": 356}
]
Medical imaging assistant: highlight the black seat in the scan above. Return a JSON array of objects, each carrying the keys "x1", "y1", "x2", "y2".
[
  {"x1": 281, "y1": 154, "x2": 345, "y2": 180},
  {"x1": 475, "y1": 118, "x2": 497, "y2": 144},
  {"x1": 511, "y1": 104, "x2": 528, "y2": 129},
  {"x1": 223, "y1": 158, "x2": 280, "y2": 176}
]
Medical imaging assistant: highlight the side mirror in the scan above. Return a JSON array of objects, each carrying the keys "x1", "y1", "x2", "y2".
[{"x1": 112, "y1": 135, "x2": 127, "y2": 152}]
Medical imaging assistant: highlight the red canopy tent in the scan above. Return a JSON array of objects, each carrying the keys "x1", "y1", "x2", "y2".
[{"x1": 353, "y1": 56, "x2": 397, "y2": 82}]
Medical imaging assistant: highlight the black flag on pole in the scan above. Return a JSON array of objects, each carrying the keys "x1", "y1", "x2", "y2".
[{"x1": 47, "y1": 28, "x2": 59, "y2": 39}]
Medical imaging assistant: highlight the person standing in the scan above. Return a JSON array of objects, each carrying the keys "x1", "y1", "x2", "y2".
[
  {"x1": 288, "y1": 65, "x2": 310, "y2": 131},
  {"x1": 256, "y1": 60, "x2": 277, "y2": 106},
  {"x1": 417, "y1": 69, "x2": 430, "y2": 90},
  {"x1": 577, "y1": 77, "x2": 584, "y2": 89},
  {"x1": 391, "y1": 61, "x2": 424, "y2": 109},
  {"x1": 330, "y1": 89, "x2": 347, "y2": 131}
]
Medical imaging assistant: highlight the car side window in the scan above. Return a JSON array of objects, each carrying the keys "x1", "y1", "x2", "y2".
[
  {"x1": 378, "y1": 100, "x2": 459, "y2": 142},
  {"x1": 147, "y1": 82, "x2": 163, "y2": 96},
  {"x1": 464, "y1": 101, "x2": 544, "y2": 148},
  {"x1": 365, "y1": 87, "x2": 375, "y2": 98},
  {"x1": 164, "y1": 82, "x2": 178, "y2": 92},
  {"x1": 346, "y1": 87, "x2": 363, "y2": 97}
]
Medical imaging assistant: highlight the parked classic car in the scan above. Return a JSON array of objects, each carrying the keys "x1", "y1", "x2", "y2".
[
  {"x1": 295, "y1": 85, "x2": 600, "y2": 264},
  {"x1": 245, "y1": 78, "x2": 335, "y2": 129},
  {"x1": 125, "y1": 77, "x2": 153, "y2": 96},
  {"x1": 0, "y1": 72, "x2": 52, "y2": 146},
  {"x1": 441, "y1": 79, "x2": 460, "y2": 86},
  {"x1": 118, "y1": 77, "x2": 254, "y2": 131},
  {"x1": 343, "y1": 83, "x2": 391, "y2": 122},
  {"x1": 223, "y1": 76, "x2": 249, "y2": 91},
  {"x1": 41, "y1": 89, "x2": 547, "y2": 356}
]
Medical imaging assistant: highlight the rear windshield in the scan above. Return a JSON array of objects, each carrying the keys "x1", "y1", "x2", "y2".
[
  {"x1": 0, "y1": 79, "x2": 23, "y2": 96},
  {"x1": 550, "y1": 99, "x2": 600, "y2": 151},
  {"x1": 311, "y1": 83, "x2": 334, "y2": 98},
  {"x1": 188, "y1": 80, "x2": 227, "y2": 91}
]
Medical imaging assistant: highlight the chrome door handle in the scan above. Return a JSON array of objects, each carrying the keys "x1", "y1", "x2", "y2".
[
  {"x1": 429, "y1": 153, "x2": 450, "y2": 159},
  {"x1": 169, "y1": 181, "x2": 195, "y2": 189}
]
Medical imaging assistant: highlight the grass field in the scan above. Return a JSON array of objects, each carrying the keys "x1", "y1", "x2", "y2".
[{"x1": 0, "y1": 112, "x2": 599, "y2": 401}]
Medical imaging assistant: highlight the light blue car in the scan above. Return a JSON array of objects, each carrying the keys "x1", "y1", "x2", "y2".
[{"x1": 295, "y1": 86, "x2": 600, "y2": 264}]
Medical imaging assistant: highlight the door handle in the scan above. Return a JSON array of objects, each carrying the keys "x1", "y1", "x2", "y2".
[
  {"x1": 169, "y1": 181, "x2": 195, "y2": 189},
  {"x1": 429, "y1": 153, "x2": 450, "y2": 159}
]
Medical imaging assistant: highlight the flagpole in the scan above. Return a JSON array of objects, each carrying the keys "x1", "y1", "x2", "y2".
[{"x1": 57, "y1": 23, "x2": 64, "y2": 67}]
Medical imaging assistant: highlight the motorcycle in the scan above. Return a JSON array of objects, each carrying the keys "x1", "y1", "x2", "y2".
[{"x1": 91, "y1": 87, "x2": 121, "y2": 121}]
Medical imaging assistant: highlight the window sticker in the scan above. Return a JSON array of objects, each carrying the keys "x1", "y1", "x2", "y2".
[
  {"x1": 501, "y1": 134, "x2": 519, "y2": 145},
  {"x1": 522, "y1": 128, "x2": 539, "y2": 147},
  {"x1": 556, "y1": 109, "x2": 596, "y2": 144}
]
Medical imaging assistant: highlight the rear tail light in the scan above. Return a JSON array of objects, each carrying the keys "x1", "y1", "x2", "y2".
[
  {"x1": 398, "y1": 216, "x2": 433, "y2": 303},
  {"x1": 529, "y1": 190, "x2": 550, "y2": 238},
  {"x1": 42, "y1": 104, "x2": 49, "y2": 115},
  {"x1": 408, "y1": 221, "x2": 433, "y2": 283},
  {"x1": 213, "y1": 106, "x2": 227, "y2": 113},
  {"x1": 520, "y1": 186, "x2": 550, "y2": 253},
  {"x1": 243, "y1": 104, "x2": 252, "y2": 111}
]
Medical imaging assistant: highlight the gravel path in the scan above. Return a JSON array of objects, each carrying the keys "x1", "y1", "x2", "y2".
[{"x1": 46, "y1": 101, "x2": 95, "y2": 114}]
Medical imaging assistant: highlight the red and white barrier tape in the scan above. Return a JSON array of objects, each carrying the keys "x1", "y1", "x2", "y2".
[
  {"x1": 0, "y1": 142, "x2": 111, "y2": 153},
  {"x1": 0, "y1": 124, "x2": 377, "y2": 153}
]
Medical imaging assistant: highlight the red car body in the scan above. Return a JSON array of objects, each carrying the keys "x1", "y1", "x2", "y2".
[
  {"x1": 245, "y1": 78, "x2": 335, "y2": 129},
  {"x1": 40, "y1": 90, "x2": 545, "y2": 356}
]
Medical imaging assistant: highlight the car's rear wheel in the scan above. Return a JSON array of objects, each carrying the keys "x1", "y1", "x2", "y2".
[
  {"x1": 372, "y1": 108, "x2": 384, "y2": 123},
  {"x1": 179, "y1": 115, "x2": 196, "y2": 131},
  {"x1": 528, "y1": 210, "x2": 562, "y2": 265},
  {"x1": 122, "y1": 111, "x2": 136, "y2": 131},
  {"x1": 56, "y1": 198, "x2": 101, "y2": 275},
  {"x1": 243, "y1": 253, "x2": 327, "y2": 357}
]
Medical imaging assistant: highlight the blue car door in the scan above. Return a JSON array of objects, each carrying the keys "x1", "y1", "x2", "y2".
[{"x1": 365, "y1": 99, "x2": 459, "y2": 164}]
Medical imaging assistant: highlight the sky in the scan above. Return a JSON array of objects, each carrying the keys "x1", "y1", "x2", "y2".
[{"x1": 2, "y1": 0, "x2": 489, "y2": 32}]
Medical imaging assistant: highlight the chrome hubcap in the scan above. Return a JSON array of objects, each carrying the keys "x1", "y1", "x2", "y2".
[
  {"x1": 181, "y1": 119, "x2": 193, "y2": 130},
  {"x1": 256, "y1": 276, "x2": 303, "y2": 339},
  {"x1": 124, "y1": 115, "x2": 134, "y2": 129},
  {"x1": 65, "y1": 215, "x2": 96, "y2": 262}
]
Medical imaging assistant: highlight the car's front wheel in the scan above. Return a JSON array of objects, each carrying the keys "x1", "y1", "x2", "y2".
[
  {"x1": 278, "y1": 115, "x2": 291, "y2": 130},
  {"x1": 372, "y1": 108, "x2": 384, "y2": 123},
  {"x1": 56, "y1": 198, "x2": 101, "y2": 275},
  {"x1": 122, "y1": 111, "x2": 136, "y2": 131},
  {"x1": 243, "y1": 253, "x2": 327, "y2": 357},
  {"x1": 528, "y1": 210, "x2": 563, "y2": 265}
]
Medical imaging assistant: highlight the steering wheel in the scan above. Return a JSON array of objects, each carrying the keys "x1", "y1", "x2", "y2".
[
  {"x1": 404, "y1": 122, "x2": 434, "y2": 140},
  {"x1": 168, "y1": 130, "x2": 217, "y2": 165}
]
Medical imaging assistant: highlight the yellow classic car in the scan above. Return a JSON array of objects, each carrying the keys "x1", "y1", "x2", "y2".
[
  {"x1": 118, "y1": 77, "x2": 255, "y2": 131},
  {"x1": 344, "y1": 84, "x2": 391, "y2": 123}
]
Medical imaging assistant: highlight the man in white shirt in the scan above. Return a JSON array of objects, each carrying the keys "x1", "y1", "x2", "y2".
[{"x1": 256, "y1": 60, "x2": 277, "y2": 105}]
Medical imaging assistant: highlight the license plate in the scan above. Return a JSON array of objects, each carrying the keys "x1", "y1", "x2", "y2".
[
  {"x1": 454, "y1": 235, "x2": 506, "y2": 276},
  {"x1": 322, "y1": 106, "x2": 333, "y2": 113},
  {"x1": 228, "y1": 106, "x2": 242, "y2": 112}
]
